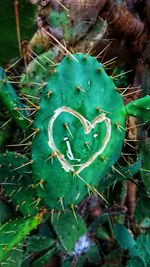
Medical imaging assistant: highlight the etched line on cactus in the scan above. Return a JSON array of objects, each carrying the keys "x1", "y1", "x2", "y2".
[
  {"x1": 48, "y1": 106, "x2": 111, "y2": 174},
  {"x1": 64, "y1": 137, "x2": 75, "y2": 160}
]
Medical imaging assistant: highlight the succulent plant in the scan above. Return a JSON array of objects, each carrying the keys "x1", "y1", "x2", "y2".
[
  {"x1": 0, "y1": 212, "x2": 45, "y2": 264},
  {"x1": 0, "y1": 68, "x2": 29, "y2": 130},
  {"x1": 31, "y1": 53, "x2": 150, "y2": 210},
  {"x1": 0, "y1": 53, "x2": 150, "y2": 265},
  {"x1": 0, "y1": 1, "x2": 150, "y2": 266},
  {"x1": 19, "y1": 50, "x2": 58, "y2": 101}
]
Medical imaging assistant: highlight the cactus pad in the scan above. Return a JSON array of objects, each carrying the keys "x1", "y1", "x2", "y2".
[
  {"x1": 0, "y1": 213, "x2": 44, "y2": 263},
  {"x1": 51, "y1": 210, "x2": 87, "y2": 254},
  {"x1": 0, "y1": 152, "x2": 40, "y2": 216},
  {"x1": 19, "y1": 50, "x2": 57, "y2": 102},
  {"x1": 126, "y1": 95, "x2": 150, "y2": 122},
  {"x1": 32, "y1": 54, "x2": 126, "y2": 210},
  {"x1": 31, "y1": 54, "x2": 150, "y2": 210},
  {"x1": 114, "y1": 223, "x2": 136, "y2": 249},
  {"x1": 0, "y1": 68, "x2": 29, "y2": 129}
]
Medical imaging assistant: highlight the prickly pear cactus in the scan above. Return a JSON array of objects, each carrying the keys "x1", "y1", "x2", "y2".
[
  {"x1": 114, "y1": 223, "x2": 136, "y2": 250},
  {"x1": 19, "y1": 50, "x2": 58, "y2": 101},
  {"x1": 31, "y1": 53, "x2": 150, "y2": 211},
  {"x1": 31, "y1": 54, "x2": 125, "y2": 210},
  {"x1": 0, "y1": 151, "x2": 40, "y2": 216},
  {"x1": 0, "y1": 212, "x2": 44, "y2": 263},
  {"x1": 0, "y1": 52, "x2": 150, "y2": 264},
  {"x1": 0, "y1": 68, "x2": 29, "y2": 130}
]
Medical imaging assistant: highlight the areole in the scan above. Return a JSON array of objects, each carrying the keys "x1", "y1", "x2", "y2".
[{"x1": 48, "y1": 106, "x2": 111, "y2": 174}]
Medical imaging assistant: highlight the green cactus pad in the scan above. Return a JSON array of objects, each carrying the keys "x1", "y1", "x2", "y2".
[
  {"x1": 114, "y1": 223, "x2": 136, "y2": 250},
  {"x1": 32, "y1": 54, "x2": 126, "y2": 210},
  {"x1": 31, "y1": 53, "x2": 150, "y2": 210},
  {"x1": 0, "y1": 213, "x2": 44, "y2": 263},
  {"x1": 51, "y1": 210, "x2": 87, "y2": 254},
  {"x1": 0, "y1": 68, "x2": 29, "y2": 129},
  {"x1": 19, "y1": 50, "x2": 57, "y2": 102},
  {"x1": 48, "y1": 10, "x2": 71, "y2": 42},
  {"x1": 126, "y1": 95, "x2": 150, "y2": 122},
  {"x1": 1, "y1": 247, "x2": 23, "y2": 267},
  {"x1": 0, "y1": 151, "x2": 40, "y2": 216}
]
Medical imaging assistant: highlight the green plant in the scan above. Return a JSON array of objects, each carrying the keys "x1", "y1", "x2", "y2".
[
  {"x1": 0, "y1": 53, "x2": 150, "y2": 266},
  {"x1": 0, "y1": 68, "x2": 29, "y2": 129},
  {"x1": 31, "y1": 54, "x2": 150, "y2": 210}
]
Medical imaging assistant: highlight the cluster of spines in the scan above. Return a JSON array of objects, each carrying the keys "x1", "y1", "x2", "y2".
[
  {"x1": 0, "y1": 151, "x2": 41, "y2": 216},
  {"x1": 0, "y1": 211, "x2": 45, "y2": 264}
]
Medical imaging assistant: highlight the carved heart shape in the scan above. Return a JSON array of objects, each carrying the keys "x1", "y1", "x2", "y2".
[{"x1": 48, "y1": 106, "x2": 111, "y2": 174}]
